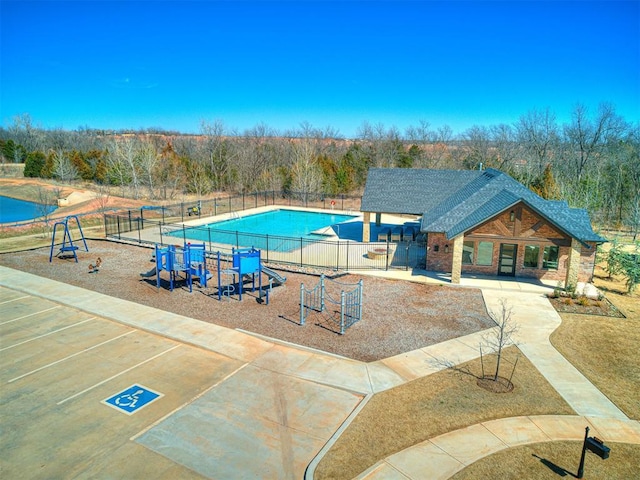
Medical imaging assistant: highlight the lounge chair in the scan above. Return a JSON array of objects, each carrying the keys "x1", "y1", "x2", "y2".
[
  {"x1": 377, "y1": 227, "x2": 391, "y2": 242},
  {"x1": 391, "y1": 226, "x2": 403, "y2": 242},
  {"x1": 403, "y1": 226, "x2": 416, "y2": 241}
]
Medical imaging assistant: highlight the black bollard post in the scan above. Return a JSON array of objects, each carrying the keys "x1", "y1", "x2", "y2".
[{"x1": 577, "y1": 426, "x2": 589, "y2": 478}]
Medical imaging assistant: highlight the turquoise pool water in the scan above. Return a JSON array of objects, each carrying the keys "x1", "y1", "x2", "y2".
[
  {"x1": 168, "y1": 209, "x2": 357, "y2": 252},
  {"x1": 0, "y1": 196, "x2": 57, "y2": 223}
]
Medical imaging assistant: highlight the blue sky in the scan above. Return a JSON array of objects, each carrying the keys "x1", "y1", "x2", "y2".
[{"x1": 1, "y1": 1, "x2": 638, "y2": 137}]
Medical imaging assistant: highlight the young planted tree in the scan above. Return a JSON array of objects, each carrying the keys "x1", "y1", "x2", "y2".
[{"x1": 482, "y1": 299, "x2": 519, "y2": 382}]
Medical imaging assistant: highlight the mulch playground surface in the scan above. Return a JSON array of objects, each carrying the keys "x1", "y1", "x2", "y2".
[{"x1": 1, "y1": 239, "x2": 493, "y2": 362}]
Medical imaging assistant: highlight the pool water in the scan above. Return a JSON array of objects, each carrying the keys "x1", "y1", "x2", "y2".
[
  {"x1": 0, "y1": 196, "x2": 57, "y2": 223},
  {"x1": 169, "y1": 209, "x2": 358, "y2": 252}
]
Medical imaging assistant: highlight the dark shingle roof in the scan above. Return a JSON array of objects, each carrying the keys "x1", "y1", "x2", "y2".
[
  {"x1": 362, "y1": 167, "x2": 605, "y2": 245},
  {"x1": 360, "y1": 168, "x2": 481, "y2": 214}
]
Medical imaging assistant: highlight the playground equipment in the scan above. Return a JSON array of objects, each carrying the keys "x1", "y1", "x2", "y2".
[
  {"x1": 300, "y1": 274, "x2": 363, "y2": 334},
  {"x1": 49, "y1": 215, "x2": 89, "y2": 262},
  {"x1": 142, "y1": 243, "x2": 210, "y2": 292},
  {"x1": 216, "y1": 247, "x2": 286, "y2": 303}
]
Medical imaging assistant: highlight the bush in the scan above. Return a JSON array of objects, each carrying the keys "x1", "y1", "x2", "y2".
[{"x1": 577, "y1": 296, "x2": 591, "y2": 306}]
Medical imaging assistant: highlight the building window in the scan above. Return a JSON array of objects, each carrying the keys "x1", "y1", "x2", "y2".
[
  {"x1": 543, "y1": 246, "x2": 559, "y2": 269},
  {"x1": 477, "y1": 241, "x2": 493, "y2": 266},
  {"x1": 524, "y1": 245, "x2": 540, "y2": 268},
  {"x1": 462, "y1": 241, "x2": 474, "y2": 264}
]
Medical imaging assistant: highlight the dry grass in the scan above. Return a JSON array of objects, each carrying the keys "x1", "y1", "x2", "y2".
[
  {"x1": 451, "y1": 441, "x2": 640, "y2": 479},
  {"x1": 550, "y1": 267, "x2": 640, "y2": 420},
  {"x1": 315, "y1": 347, "x2": 574, "y2": 480}
]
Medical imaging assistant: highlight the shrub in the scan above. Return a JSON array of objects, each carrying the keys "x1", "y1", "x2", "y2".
[{"x1": 577, "y1": 296, "x2": 590, "y2": 307}]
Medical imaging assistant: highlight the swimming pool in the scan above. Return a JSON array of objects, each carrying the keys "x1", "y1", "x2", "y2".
[{"x1": 167, "y1": 209, "x2": 358, "y2": 252}]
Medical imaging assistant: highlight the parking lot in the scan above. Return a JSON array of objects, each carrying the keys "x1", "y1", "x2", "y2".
[
  {"x1": 0, "y1": 286, "x2": 247, "y2": 479},
  {"x1": 0, "y1": 277, "x2": 367, "y2": 479}
]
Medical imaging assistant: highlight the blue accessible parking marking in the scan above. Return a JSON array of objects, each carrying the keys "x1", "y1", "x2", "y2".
[{"x1": 102, "y1": 384, "x2": 163, "y2": 415}]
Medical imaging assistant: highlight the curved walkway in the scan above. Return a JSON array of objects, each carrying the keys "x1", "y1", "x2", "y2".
[{"x1": 355, "y1": 415, "x2": 640, "y2": 480}]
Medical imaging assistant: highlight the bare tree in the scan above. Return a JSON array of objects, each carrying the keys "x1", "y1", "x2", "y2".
[
  {"x1": 461, "y1": 125, "x2": 494, "y2": 170},
  {"x1": 112, "y1": 138, "x2": 141, "y2": 199},
  {"x1": 51, "y1": 150, "x2": 78, "y2": 183},
  {"x1": 35, "y1": 185, "x2": 60, "y2": 237},
  {"x1": 562, "y1": 103, "x2": 626, "y2": 183},
  {"x1": 137, "y1": 139, "x2": 159, "y2": 198},
  {"x1": 491, "y1": 124, "x2": 520, "y2": 172},
  {"x1": 95, "y1": 183, "x2": 111, "y2": 213},
  {"x1": 290, "y1": 138, "x2": 323, "y2": 199},
  {"x1": 482, "y1": 299, "x2": 519, "y2": 381},
  {"x1": 516, "y1": 108, "x2": 559, "y2": 179}
]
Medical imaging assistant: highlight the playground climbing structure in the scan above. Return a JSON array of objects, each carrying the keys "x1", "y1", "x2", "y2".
[
  {"x1": 147, "y1": 243, "x2": 210, "y2": 292},
  {"x1": 300, "y1": 274, "x2": 363, "y2": 334}
]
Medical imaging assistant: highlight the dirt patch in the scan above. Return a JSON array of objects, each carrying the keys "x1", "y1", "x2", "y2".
[
  {"x1": 476, "y1": 376, "x2": 514, "y2": 393},
  {"x1": 0, "y1": 239, "x2": 492, "y2": 362}
]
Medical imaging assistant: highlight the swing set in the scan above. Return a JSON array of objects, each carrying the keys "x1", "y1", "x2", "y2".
[{"x1": 49, "y1": 215, "x2": 89, "y2": 262}]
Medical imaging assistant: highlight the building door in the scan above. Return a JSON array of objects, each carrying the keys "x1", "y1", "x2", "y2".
[{"x1": 498, "y1": 243, "x2": 517, "y2": 276}]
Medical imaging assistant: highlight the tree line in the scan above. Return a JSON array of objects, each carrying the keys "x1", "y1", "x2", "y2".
[{"x1": 1, "y1": 104, "x2": 638, "y2": 237}]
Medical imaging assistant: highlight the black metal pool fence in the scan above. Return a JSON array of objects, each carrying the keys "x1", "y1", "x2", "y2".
[{"x1": 103, "y1": 191, "x2": 427, "y2": 271}]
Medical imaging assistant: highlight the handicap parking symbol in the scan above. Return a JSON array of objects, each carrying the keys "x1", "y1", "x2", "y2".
[{"x1": 103, "y1": 384, "x2": 162, "y2": 415}]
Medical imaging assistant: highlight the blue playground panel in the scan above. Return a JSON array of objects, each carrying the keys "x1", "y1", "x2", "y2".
[{"x1": 103, "y1": 384, "x2": 162, "y2": 415}]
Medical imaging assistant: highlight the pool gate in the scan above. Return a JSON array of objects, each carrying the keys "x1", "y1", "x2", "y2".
[{"x1": 299, "y1": 274, "x2": 363, "y2": 334}]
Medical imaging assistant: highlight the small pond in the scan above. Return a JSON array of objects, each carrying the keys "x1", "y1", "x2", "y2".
[{"x1": 0, "y1": 195, "x2": 58, "y2": 223}]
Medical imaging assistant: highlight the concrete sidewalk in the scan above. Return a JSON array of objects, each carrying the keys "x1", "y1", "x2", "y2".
[
  {"x1": 356, "y1": 415, "x2": 640, "y2": 480},
  {"x1": 481, "y1": 288, "x2": 628, "y2": 420}
]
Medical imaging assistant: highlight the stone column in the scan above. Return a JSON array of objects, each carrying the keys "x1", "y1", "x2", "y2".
[
  {"x1": 565, "y1": 238, "x2": 581, "y2": 290},
  {"x1": 362, "y1": 211, "x2": 371, "y2": 243},
  {"x1": 450, "y1": 235, "x2": 463, "y2": 284}
]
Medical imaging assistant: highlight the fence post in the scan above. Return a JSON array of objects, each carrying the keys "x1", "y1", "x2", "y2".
[
  {"x1": 182, "y1": 224, "x2": 186, "y2": 244},
  {"x1": 137, "y1": 218, "x2": 141, "y2": 243},
  {"x1": 128, "y1": 210, "x2": 132, "y2": 231},
  {"x1": 214, "y1": 198, "x2": 218, "y2": 216},
  {"x1": 340, "y1": 291, "x2": 346, "y2": 335},
  {"x1": 346, "y1": 241, "x2": 350, "y2": 271},
  {"x1": 358, "y1": 279, "x2": 363, "y2": 321},
  {"x1": 140, "y1": 208, "x2": 145, "y2": 229},
  {"x1": 385, "y1": 240, "x2": 390, "y2": 270},
  {"x1": 320, "y1": 274, "x2": 325, "y2": 312},
  {"x1": 103, "y1": 215, "x2": 108, "y2": 237},
  {"x1": 181, "y1": 202, "x2": 185, "y2": 222},
  {"x1": 300, "y1": 283, "x2": 305, "y2": 326},
  {"x1": 159, "y1": 223, "x2": 163, "y2": 245}
]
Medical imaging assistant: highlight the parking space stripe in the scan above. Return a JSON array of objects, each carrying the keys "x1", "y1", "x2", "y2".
[
  {"x1": 0, "y1": 295, "x2": 30, "y2": 305},
  {"x1": 57, "y1": 344, "x2": 181, "y2": 405},
  {"x1": 0, "y1": 317, "x2": 96, "y2": 352},
  {"x1": 8, "y1": 330, "x2": 136, "y2": 383},
  {"x1": 0, "y1": 306, "x2": 61, "y2": 325}
]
